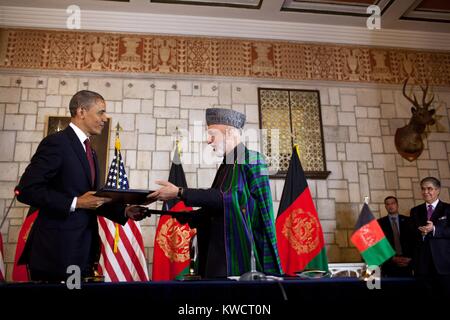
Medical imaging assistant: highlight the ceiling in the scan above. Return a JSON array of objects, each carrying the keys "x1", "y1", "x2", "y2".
[{"x1": 0, "y1": 0, "x2": 448, "y2": 32}]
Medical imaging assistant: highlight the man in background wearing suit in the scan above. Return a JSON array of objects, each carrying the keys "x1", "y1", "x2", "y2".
[
  {"x1": 17, "y1": 90, "x2": 145, "y2": 282},
  {"x1": 410, "y1": 177, "x2": 450, "y2": 298},
  {"x1": 377, "y1": 196, "x2": 414, "y2": 277}
]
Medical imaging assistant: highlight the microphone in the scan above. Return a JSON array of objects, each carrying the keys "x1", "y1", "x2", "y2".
[
  {"x1": 188, "y1": 234, "x2": 198, "y2": 275},
  {"x1": 0, "y1": 186, "x2": 20, "y2": 231},
  {"x1": 180, "y1": 234, "x2": 201, "y2": 280},
  {"x1": 238, "y1": 248, "x2": 267, "y2": 281},
  {"x1": 238, "y1": 208, "x2": 267, "y2": 281}
]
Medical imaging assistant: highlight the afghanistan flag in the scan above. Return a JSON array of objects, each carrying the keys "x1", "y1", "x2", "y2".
[
  {"x1": 350, "y1": 203, "x2": 395, "y2": 266},
  {"x1": 276, "y1": 145, "x2": 328, "y2": 276},
  {"x1": 12, "y1": 207, "x2": 39, "y2": 281},
  {"x1": 152, "y1": 148, "x2": 195, "y2": 280}
]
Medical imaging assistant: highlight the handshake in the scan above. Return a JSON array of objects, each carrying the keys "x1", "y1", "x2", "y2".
[
  {"x1": 91, "y1": 179, "x2": 188, "y2": 222},
  {"x1": 126, "y1": 206, "x2": 193, "y2": 224},
  {"x1": 124, "y1": 205, "x2": 151, "y2": 221}
]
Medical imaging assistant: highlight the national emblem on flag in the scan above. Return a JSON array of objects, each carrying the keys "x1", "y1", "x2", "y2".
[{"x1": 351, "y1": 202, "x2": 395, "y2": 267}]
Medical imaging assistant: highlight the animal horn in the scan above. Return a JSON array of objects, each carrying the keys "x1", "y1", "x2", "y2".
[
  {"x1": 420, "y1": 81, "x2": 435, "y2": 109},
  {"x1": 402, "y1": 77, "x2": 420, "y2": 108}
]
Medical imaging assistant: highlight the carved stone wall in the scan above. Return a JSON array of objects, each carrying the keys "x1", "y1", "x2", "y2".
[{"x1": 1, "y1": 73, "x2": 449, "y2": 281}]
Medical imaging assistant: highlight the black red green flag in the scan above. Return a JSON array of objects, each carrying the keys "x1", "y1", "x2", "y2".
[
  {"x1": 12, "y1": 207, "x2": 39, "y2": 281},
  {"x1": 276, "y1": 145, "x2": 328, "y2": 276},
  {"x1": 350, "y1": 203, "x2": 395, "y2": 266},
  {"x1": 152, "y1": 148, "x2": 195, "y2": 280}
]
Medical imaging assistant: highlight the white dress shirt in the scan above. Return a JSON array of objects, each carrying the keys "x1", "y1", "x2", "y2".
[{"x1": 69, "y1": 122, "x2": 90, "y2": 212}]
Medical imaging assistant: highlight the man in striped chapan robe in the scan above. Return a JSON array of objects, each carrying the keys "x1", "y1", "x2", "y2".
[{"x1": 149, "y1": 108, "x2": 282, "y2": 279}]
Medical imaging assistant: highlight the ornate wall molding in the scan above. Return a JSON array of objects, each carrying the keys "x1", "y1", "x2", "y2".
[
  {"x1": 2, "y1": 5, "x2": 450, "y2": 51},
  {"x1": 0, "y1": 28, "x2": 449, "y2": 86}
]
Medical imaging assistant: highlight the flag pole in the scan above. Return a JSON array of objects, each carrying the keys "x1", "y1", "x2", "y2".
[
  {"x1": 113, "y1": 122, "x2": 123, "y2": 253},
  {"x1": 363, "y1": 195, "x2": 370, "y2": 277}
]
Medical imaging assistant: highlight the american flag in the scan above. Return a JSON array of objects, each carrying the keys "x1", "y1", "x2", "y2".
[
  {"x1": 0, "y1": 233, "x2": 5, "y2": 281},
  {"x1": 97, "y1": 138, "x2": 149, "y2": 281}
]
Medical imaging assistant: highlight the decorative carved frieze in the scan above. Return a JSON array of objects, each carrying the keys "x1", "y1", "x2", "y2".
[{"x1": 0, "y1": 28, "x2": 449, "y2": 86}]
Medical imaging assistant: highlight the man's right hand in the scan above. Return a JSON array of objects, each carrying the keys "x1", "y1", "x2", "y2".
[
  {"x1": 76, "y1": 191, "x2": 111, "y2": 210},
  {"x1": 147, "y1": 180, "x2": 178, "y2": 201}
]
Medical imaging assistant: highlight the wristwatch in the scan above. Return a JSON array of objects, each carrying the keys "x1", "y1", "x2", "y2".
[{"x1": 177, "y1": 187, "x2": 184, "y2": 199}]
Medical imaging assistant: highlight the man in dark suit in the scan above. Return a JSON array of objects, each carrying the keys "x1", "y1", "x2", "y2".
[
  {"x1": 17, "y1": 90, "x2": 145, "y2": 282},
  {"x1": 378, "y1": 196, "x2": 414, "y2": 277},
  {"x1": 410, "y1": 177, "x2": 450, "y2": 298}
]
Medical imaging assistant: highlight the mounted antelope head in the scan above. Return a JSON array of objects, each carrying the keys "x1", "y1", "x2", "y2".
[{"x1": 394, "y1": 78, "x2": 435, "y2": 161}]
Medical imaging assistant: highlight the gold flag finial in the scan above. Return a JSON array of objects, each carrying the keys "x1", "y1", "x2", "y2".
[
  {"x1": 292, "y1": 128, "x2": 302, "y2": 159},
  {"x1": 175, "y1": 126, "x2": 181, "y2": 141},
  {"x1": 115, "y1": 122, "x2": 123, "y2": 150},
  {"x1": 174, "y1": 126, "x2": 182, "y2": 156},
  {"x1": 115, "y1": 122, "x2": 123, "y2": 136},
  {"x1": 289, "y1": 127, "x2": 298, "y2": 147}
]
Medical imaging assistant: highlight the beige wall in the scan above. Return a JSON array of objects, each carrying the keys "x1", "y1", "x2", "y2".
[{"x1": 1, "y1": 72, "x2": 449, "y2": 280}]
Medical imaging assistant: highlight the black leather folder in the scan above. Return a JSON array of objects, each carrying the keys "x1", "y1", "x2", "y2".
[{"x1": 95, "y1": 188, "x2": 154, "y2": 205}]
